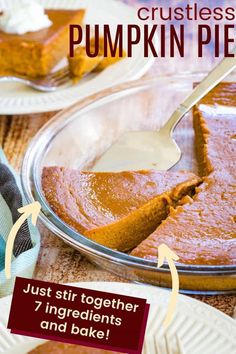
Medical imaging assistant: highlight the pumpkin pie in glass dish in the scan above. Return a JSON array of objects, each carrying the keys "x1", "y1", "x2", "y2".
[{"x1": 21, "y1": 74, "x2": 236, "y2": 293}]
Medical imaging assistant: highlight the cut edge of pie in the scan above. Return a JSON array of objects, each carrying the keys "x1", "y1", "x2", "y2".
[
  {"x1": 131, "y1": 83, "x2": 236, "y2": 266},
  {"x1": 42, "y1": 168, "x2": 201, "y2": 251}
]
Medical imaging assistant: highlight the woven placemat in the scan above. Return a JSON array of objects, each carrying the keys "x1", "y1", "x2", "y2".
[{"x1": 0, "y1": 113, "x2": 55, "y2": 170}]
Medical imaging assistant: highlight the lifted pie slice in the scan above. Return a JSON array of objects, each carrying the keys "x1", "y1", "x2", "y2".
[{"x1": 42, "y1": 167, "x2": 201, "y2": 251}]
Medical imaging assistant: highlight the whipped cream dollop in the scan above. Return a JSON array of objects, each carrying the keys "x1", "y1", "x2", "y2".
[{"x1": 0, "y1": 1, "x2": 52, "y2": 35}]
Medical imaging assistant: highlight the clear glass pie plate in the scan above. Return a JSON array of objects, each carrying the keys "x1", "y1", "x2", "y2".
[{"x1": 21, "y1": 72, "x2": 236, "y2": 295}]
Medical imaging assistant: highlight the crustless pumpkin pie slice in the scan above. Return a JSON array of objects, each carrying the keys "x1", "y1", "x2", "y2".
[
  {"x1": 42, "y1": 168, "x2": 201, "y2": 251},
  {"x1": 131, "y1": 83, "x2": 236, "y2": 265},
  {"x1": 68, "y1": 37, "x2": 126, "y2": 78},
  {"x1": 29, "y1": 341, "x2": 117, "y2": 354},
  {"x1": 0, "y1": 9, "x2": 85, "y2": 77}
]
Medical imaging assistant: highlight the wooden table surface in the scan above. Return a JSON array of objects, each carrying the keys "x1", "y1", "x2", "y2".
[{"x1": 0, "y1": 0, "x2": 236, "y2": 319}]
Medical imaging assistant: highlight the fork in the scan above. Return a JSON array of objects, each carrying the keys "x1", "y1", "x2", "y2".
[
  {"x1": 143, "y1": 332, "x2": 186, "y2": 354},
  {"x1": 0, "y1": 66, "x2": 71, "y2": 92}
]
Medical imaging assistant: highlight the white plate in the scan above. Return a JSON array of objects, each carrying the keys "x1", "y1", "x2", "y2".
[
  {"x1": 0, "y1": 0, "x2": 155, "y2": 115},
  {"x1": 0, "y1": 282, "x2": 236, "y2": 354}
]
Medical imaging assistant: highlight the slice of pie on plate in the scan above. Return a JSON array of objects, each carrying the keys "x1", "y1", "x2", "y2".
[
  {"x1": 28, "y1": 341, "x2": 117, "y2": 353},
  {"x1": 0, "y1": 9, "x2": 85, "y2": 77}
]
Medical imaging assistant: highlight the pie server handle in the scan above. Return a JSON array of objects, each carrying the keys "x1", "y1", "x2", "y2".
[{"x1": 163, "y1": 46, "x2": 236, "y2": 134}]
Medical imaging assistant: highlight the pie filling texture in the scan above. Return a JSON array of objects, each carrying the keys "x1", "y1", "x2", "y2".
[
  {"x1": 42, "y1": 169, "x2": 201, "y2": 251},
  {"x1": 0, "y1": 9, "x2": 125, "y2": 79},
  {"x1": 0, "y1": 9, "x2": 85, "y2": 77},
  {"x1": 28, "y1": 341, "x2": 117, "y2": 354},
  {"x1": 131, "y1": 83, "x2": 236, "y2": 265},
  {"x1": 42, "y1": 83, "x2": 236, "y2": 266},
  {"x1": 68, "y1": 37, "x2": 126, "y2": 79}
]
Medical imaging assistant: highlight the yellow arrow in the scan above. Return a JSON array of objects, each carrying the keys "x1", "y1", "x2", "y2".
[
  {"x1": 157, "y1": 243, "x2": 179, "y2": 328},
  {"x1": 5, "y1": 201, "x2": 41, "y2": 280}
]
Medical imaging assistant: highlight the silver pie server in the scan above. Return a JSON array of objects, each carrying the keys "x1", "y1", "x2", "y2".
[{"x1": 92, "y1": 50, "x2": 236, "y2": 172}]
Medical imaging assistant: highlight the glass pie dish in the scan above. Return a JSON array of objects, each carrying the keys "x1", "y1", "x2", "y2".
[{"x1": 21, "y1": 72, "x2": 236, "y2": 295}]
